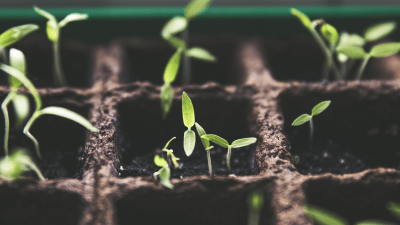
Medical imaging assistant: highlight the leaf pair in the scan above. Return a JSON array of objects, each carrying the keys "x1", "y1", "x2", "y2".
[
  {"x1": 182, "y1": 92, "x2": 196, "y2": 156},
  {"x1": 201, "y1": 135, "x2": 257, "y2": 149},
  {"x1": 292, "y1": 101, "x2": 331, "y2": 126},
  {"x1": 154, "y1": 155, "x2": 173, "y2": 189}
]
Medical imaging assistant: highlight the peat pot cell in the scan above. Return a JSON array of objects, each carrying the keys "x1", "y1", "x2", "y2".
[
  {"x1": 0, "y1": 93, "x2": 92, "y2": 179},
  {"x1": 120, "y1": 36, "x2": 244, "y2": 85},
  {"x1": 0, "y1": 185, "x2": 84, "y2": 225},
  {"x1": 116, "y1": 95, "x2": 256, "y2": 178},
  {"x1": 304, "y1": 177, "x2": 400, "y2": 224},
  {"x1": 116, "y1": 180, "x2": 275, "y2": 225},
  {"x1": 1, "y1": 33, "x2": 93, "y2": 88},
  {"x1": 279, "y1": 89, "x2": 400, "y2": 175}
]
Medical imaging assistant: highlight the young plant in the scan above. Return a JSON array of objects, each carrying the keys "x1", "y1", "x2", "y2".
[
  {"x1": 162, "y1": 137, "x2": 180, "y2": 169},
  {"x1": 34, "y1": 6, "x2": 88, "y2": 87},
  {"x1": 247, "y1": 190, "x2": 264, "y2": 225},
  {"x1": 292, "y1": 101, "x2": 331, "y2": 148},
  {"x1": 182, "y1": 92, "x2": 196, "y2": 156},
  {"x1": 0, "y1": 64, "x2": 99, "y2": 158},
  {"x1": 201, "y1": 134, "x2": 257, "y2": 171},
  {"x1": 195, "y1": 122, "x2": 214, "y2": 176},
  {"x1": 0, "y1": 149, "x2": 44, "y2": 181},
  {"x1": 153, "y1": 155, "x2": 173, "y2": 189}
]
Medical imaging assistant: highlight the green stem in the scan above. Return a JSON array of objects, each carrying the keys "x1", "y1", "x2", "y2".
[
  {"x1": 207, "y1": 149, "x2": 212, "y2": 176},
  {"x1": 227, "y1": 146, "x2": 232, "y2": 171},
  {"x1": 53, "y1": 40, "x2": 67, "y2": 86},
  {"x1": 23, "y1": 111, "x2": 42, "y2": 158},
  {"x1": 356, "y1": 55, "x2": 371, "y2": 80},
  {"x1": 182, "y1": 26, "x2": 191, "y2": 85},
  {"x1": 340, "y1": 62, "x2": 347, "y2": 79},
  {"x1": 309, "y1": 118, "x2": 314, "y2": 149},
  {"x1": 2, "y1": 91, "x2": 16, "y2": 156},
  {"x1": 322, "y1": 44, "x2": 335, "y2": 80},
  {"x1": 248, "y1": 210, "x2": 259, "y2": 225}
]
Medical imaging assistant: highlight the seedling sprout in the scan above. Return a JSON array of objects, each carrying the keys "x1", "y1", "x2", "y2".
[
  {"x1": 247, "y1": 190, "x2": 264, "y2": 225},
  {"x1": 201, "y1": 134, "x2": 256, "y2": 171},
  {"x1": 153, "y1": 155, "x2": 173, "y2": 189},
  {"x1": 182, "y1": 92, "x2": 196, "y2": 156},
  {"x1": 34, "y1": 6, "x2": 88, "y2": 86},
  {"x1": 195, "y1": 122, "x2": 214, "y2": 176},
  {"x1": 0, "y1": 149, "x2": 44, "y2": 181},
  {"x1": 162, "y1": 137, "x2": 180, "y2": 169},
  {"x1": 292, "y1": 101, "x2": 331, "y2": 148}
]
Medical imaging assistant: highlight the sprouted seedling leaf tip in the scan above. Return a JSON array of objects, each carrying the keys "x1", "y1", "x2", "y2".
[
  {"x1": 153, "y1": 155, "x2": 173, "y2": 189},
  {"x1": 162, "y1": 137, "x2": 180, "y2": 169}
]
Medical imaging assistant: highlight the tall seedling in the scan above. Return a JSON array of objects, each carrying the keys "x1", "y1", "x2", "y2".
[
  {"x1": 34, "y1": 6, "x2": 88, "y2": 86},
  {"x1": 195, "y1": 122, "x2": 214, "y2": 176},
  {"x1": 182, "y1": 92, "x2": 196, "y2": 156}
]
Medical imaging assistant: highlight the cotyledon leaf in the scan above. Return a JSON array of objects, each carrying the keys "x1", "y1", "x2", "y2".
[
  {"x1": 364, "y1": 21, "x2": 397, "y2": 42},
  {"x1": 9, "y1": 48, "x2": 26, "y2": 89},
  {"x1": 164, "y1": 50, "x2": 182, "y2": 84},
  {"x1": 292, "y1": 114, "x2": 312, "y2": 126},
  {"x1": 161, "y1": 83, "x2": 174, "y2": 119},
  {"x1": 185, "y1": 0, "x2": 213, "y2": 20},
  {"x1": 291, "y1": 8, "x2": 311, "y2": 29},
  {"x1": 0, "y1": 24, "x2": 39, "y2": 47},
  {"x1": 303, "y1": 204, "x2": 348, "y2": 225},
  {"x1": 201, "y1": 134, "x2": 229, "y2": 148},
  {"x1": 195, "y1": 122, "x2": 209, "y2": 148},
  {"x1": 159, "y1": 167, "x2": 173, "y2": 189},
  {"x1": 161, "y1": 16, "x2": 188, "y2": 38},
  {"x1": 182, "y1": 92, "x2": 195, "y2": 128},
  {"x1": 231, "y1": 137, "x2": 257, "y2": 149},
  {"x1": 185, "y1": 47, "x2": 216, "y2": 62},
  {"x1": 154, "y1": 155, "x2": 168, "y2": 167},
  {"x1": 311, "y1": 101, "x2": 331, "y2": 116},
  {"x1": 184, "y1": 129, "x2": 196, "y2": 156},
  {"x1": 11, "y1": 93, "x2": 30, "y2": 129},
  {"x1": 369, "y1": 42, "x2": 400, "y2": 58},
  {"x1": 59, "y1": 13, "x2": 88, "y2": 28}
]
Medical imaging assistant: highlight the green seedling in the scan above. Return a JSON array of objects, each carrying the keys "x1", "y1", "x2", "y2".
[
  {"x1": 153, "y1": 155, "x2": 173, "y2": 189},
  {"x1": 247, "y1": 190, "x2": 264, "y2": 225},
  {"x1": 162, "y1": 137, "x2": 180, "y2": 169},
  {"x1": 195, "y1": 122, "x2": 214, "y2": 176},
  {"x1": 0, "y1": 64, "x2": 98, "y2": 158},
  {"x1": 201, "y1": 134, "x2": 256, "y2": 171},
  {"x1": 0, "y1": 24, "x2": 39, "y2": 64},
  {"x1": 34, "y1": 6, "x2": 88, "y2": 87},
  {"x1": 182, "y1": 92, "x2": 196, "y2": 156},
  {"x1": 2, "y1": 48, "x2": 31, "y2": 156},
  {"x1": 292, "y1": 101, "x2": 331, "y2": 148},
  {"x1": 0, "y1": 149, "x2": 44, "y2": 181}
]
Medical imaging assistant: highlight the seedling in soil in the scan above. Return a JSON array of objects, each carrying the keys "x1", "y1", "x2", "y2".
[
  {"x1": 2, "y1": 48, "x2": 31, "y2": 156},
  {"x1": 153, "y1": 155, "x2": 173, "y2": 189},
  {"x1": 34, "y1": 6, "x2": 88, "y2": 87},
  {"x1": 0, "y1": 64, "x2": 99, "y2": 158},
  {"x1": 0, "y1": 149, "x2": 44, "y2": 181},
  {"x1": 247, "y1": 190, "x2": 264, "y2": 225},
  {"x1": 292, "y1": 100, "x2": 331, "y2": 148},
  {"x1": 195, "y1": 122, "x2": 214, "y2": 176},
  {"x1": 182, "y1": 92, "x2": 196, "y2": 156},
  {"x1": 162, "y1": 137, "x2": 180, "y2": 169},
  {"x1": 201, "y1": 134, "x2": 257, "y2": 171}
]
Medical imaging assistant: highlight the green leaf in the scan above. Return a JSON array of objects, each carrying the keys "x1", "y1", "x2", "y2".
[
  {"x1": 59, "y1": 13, "x2": 88, "y2": 28},
  {"x1": 159, "y1": 167, "x2": 173, "y2": 189},
  {"x1": 0, "y1": 152, "x2": 24, "y2": 180},
  {"x1": 303, "y1": 204, "x2": 349, "y2": 225},
  {"x1": 195, "y1": 122, "x2": 209, "y2": 149},
  {"x1": 312, "y1": 100, "x2": 331, "y2": 116},
  {"x1": 154, "y1": 155, "x2": 168, "y2": 167},
  {"x1": 355, "y1": 220, "x2": 395, "y2": 225},
  {"x1": 184, "y1": 129, "x2": 196, "y2": 156},
  {"x1": 0, "y1": 24, "x2": 39, "y2": 47},
  {"x1": 163, "y1": 137, "x2": 176, "y2": 150},
  {"x1": 165, "y1": 36, "x2": 187, "y2": 50},
  {"x1": 248, "y1": 191, "x2": 264, "y2": 211},
  {"x1": 369, "y1": 42, "x2": 400, "y2": 58},
  {"x1": 0, "y1": 64, "x2": 42, "y2": 111},
  {"x1": 9, "y1": 48, "x2": 26, "y2": 89},
  {"x1": 321, "y1": 23, "x2": 339, "y2": 45},
  {"x1": 185, "y1": 0, "x2": 213, "y2": 20},
  {"x1": 164, "y1": 50, "x2": 182, "y2": 84},
  {"x1": 39, "y1": 106, "x2": 98, "y2": 132},
  {"x1": 364, "y1": 21, "x2": 397, "y2": 42},
  {"x1": 161, "y1": 17, "x2": 188, "y2": 38},
  {"x1": 231, "y1": 137, "x2": 257, "y2": 149},
  {"x1": 291, "y1": 8, "x2": 311, "y2": 29},
  {"x1": 336, "y1": 45, "x2": 368, "y2": 59},
  {"x1": 46, "y1": 20, "x2": 59, "y2": 42},
  {"x1": 185, "y1": 47, "x2": 216, "y2": 62},
  {"x1": 34, "y1": 6, "x2": 56, "y2": 22},
  {"x1": 161, "y1": 83, "x2": 174, "y2": 119},
  {"x1": 182, "y1": 92, "x2": 195, "y2": 128},
  {"x1": 12, "y1": 149, "x2": 44, "y2": 180},
  {"x1": 387, "y1": 202, "x2": 400, "y2": 220},
  {"x1": 337, "y1": 33, "x2": 365, "y2": 49},
  {"x1": 292, "y1": 114, "x2": 312, "y2": 126},
  {"x1": 11, "y1": 93, "x2": 30, "y2": 129},
  {"x1": 201, "y1": 134, "x2": 229, "y2": 148}
]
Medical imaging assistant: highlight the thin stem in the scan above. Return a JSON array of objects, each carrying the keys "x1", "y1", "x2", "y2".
[
  {"x1": 167, "y1": 153, "x2": 171, "y2": 168},
  {"x1": 181, "y1": 26, "x2": 191, "y2": 85},
  {"x1": 0, "y1": 47, "x2": 8, "y2": 65},
  {"x1": 309, "y1": 118, "x2": 314, "y2": 149},
  {"x1": 322, "y1": 44, "x2": 335, "y2": 80},
  {"x1": 53, "y1": 40, "x2": 67, "y2": 86},
  {"x1": 207, "y1": 150, "x2": 212, "y2": 176},
  {"x1": 227, "y1": 147, "x2": 232, "y2": 171},
  {"x1": 356, "y1": 55, "x2": 371, "y2": 80},
  {"x1": 23, "y1": 111, "x2": 42, "y2": 158},
  {"x1": 248, "y1": 210, "x2": 259, "y2": 225},
  {"x1": 2, "y1": 91, "x2": 16, "y2": 156},
  {"x1": 340, "y1": 62, "x2": 347, "y2": 79}
]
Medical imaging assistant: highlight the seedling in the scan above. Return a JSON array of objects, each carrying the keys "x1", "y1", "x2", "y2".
[
  {"x1": 247, "y1": 190, "x2": 264, "y2": 225},
  {"x1": 162, "y1": 137, "x2": 180, "y2": 169},
  {"x1": 0, "y1": 64, "x2": 99, "y2": 158},
  {"x1": 0, "y1": 149, "x2": 44, "y2": 181},
  {"x1": 292, "y1": 101, "x2": 331, "y2": 148},
  {"x1": 153, "y1": 155, "x2": 173, "y2": 189},
  {"x1": 201, "y1": 134, "x2": 256, "y2": 171},
  {"x1": 182, "y1": 92, "x2": 196, "y2": 156},
  {"x1": 195, "y1": 122, "x2": 214, "y2": 176},
  {"x1": 34, "y1": 6, "x2": 88, "y2": 86}
]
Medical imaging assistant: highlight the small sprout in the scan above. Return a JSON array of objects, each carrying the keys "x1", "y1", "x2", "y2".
[
  {"x1": 0, "y1": 149, "x2": 45, "y2": 181},
  {"x1": 153, "y1": 155, "x2": 173, "y2": 189},
  {"x1": 293, "y1": 155, "x2": 300, "y2": 165},
  {"x1": 247, "y1": 190, "x2": 264, "y2": 225},
  {"x1": 34, "y1": 6, "x2": 88, "y2": 86},
  {"x1": 162, "y1": 137, "x2": 180, "y2": 169},
  {"x1": 364, "y1": 21, "x2": 397, "y2": 42},
  {"x1": 292, "y1": 101, "x2": 331, "y2": 148},
  {"x1": 182, "y1": 92, "x2": 196, "y2": 156},
  {"x1": 201, "y1": 134, "x2": 256, "y2": 171},
  {"x1": 195, "y1": 122, "x2": 214, "y2": 176}
]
